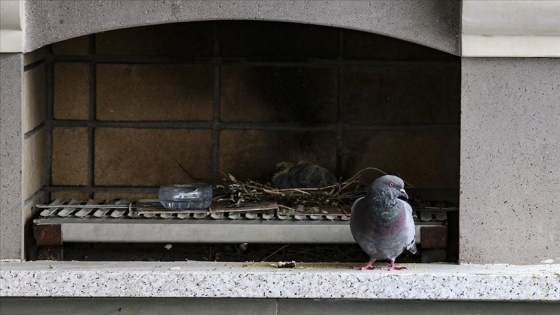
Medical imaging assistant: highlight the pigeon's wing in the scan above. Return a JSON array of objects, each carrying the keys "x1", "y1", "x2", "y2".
[
  {"x1": 295, "y1": 163, "x2": 319, "y2": 187},
  {"x1": 349, "y1": 197, "x2": 367, "y2": 242},
  {"x1": 398, "y1": 199, "x2": 417, "y2": 254}
]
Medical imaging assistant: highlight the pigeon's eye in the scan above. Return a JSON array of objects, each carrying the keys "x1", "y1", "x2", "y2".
[{"x1": 388, "y1": 182, "x2": 395, "y2": 187}]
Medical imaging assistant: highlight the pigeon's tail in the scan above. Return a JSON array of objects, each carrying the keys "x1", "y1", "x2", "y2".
[{"x1": 407, "y1": 239, "x2": 418, "y2": 255}]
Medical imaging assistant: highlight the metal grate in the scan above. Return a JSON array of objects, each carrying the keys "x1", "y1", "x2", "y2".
[
  {"x1": 34, "y1": 199, "x2": 456, "y2": 244},
  {"x1": 36, "y1": 199, "x2": 454, "y2": 221}
]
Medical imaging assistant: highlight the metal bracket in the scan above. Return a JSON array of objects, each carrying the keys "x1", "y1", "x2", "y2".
[
  {"x1": 420, "y1": 226, "x2": 447, "y2": 249},
  {"x1": 34, "y1": 224, "x2": 62, "y2": 246}
]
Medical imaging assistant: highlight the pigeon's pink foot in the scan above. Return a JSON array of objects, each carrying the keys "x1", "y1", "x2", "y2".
[
  {"x1": 387, "y1": 260, "x2": 407, "y2": 271},
  {"x1": 353, "y1": 259, "x2": 376, "y2": 270}
]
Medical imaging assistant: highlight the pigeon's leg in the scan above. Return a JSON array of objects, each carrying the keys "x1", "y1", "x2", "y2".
[
  {"x1": 353, "y1": 259, "x2": 376, "y2": 270},
  {"x1": 387, "y1": 260, "x2": 407, "y2": 271}
]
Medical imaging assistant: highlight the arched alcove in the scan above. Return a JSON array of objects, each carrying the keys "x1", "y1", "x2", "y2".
[{"x1": 25, "y1": 19, "x2": 460, "y2": 262}]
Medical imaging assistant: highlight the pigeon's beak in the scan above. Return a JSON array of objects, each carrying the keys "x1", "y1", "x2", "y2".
[{"x1": 399, "y1": 188, "x2": 409, "y2": 200}]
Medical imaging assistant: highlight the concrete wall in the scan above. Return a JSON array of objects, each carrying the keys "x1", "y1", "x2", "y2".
[
  {"x1": 0, "y1": 51, "x2": 47, "y2": 260},
  {"x1": 1, "y1": 298, "x2": 559, "y2": 314},
  {"x1": 23, "y1": 0, "x2": 460, "y2": 55},
  {"x1": 461, "y1": 58, "x2": 560, "y2": 264},
  {"x1": 0, "y1": 1, "x2": 23, "y2": 52},
  {"x1": 462, "y1": 0, "x2": 560, "y2": 57},
  {"x1": 0, "y1": 54, "x2": 23, "y2": 259}
]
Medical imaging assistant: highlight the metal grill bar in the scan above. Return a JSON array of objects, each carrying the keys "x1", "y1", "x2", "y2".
[
  {"x1": 34, "y1": 199, "x2": 454, "y2": 244},
  {"x1": 36, "y1": 199, "x2": 455, "y2": 222},
  {"x1": 33, "y1": 218, "x2": 442, "y2": 244}
]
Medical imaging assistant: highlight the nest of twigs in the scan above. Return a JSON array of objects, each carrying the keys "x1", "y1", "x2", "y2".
[{"x1": 212, "y1": 167, "x2": 390, "y2": 215}]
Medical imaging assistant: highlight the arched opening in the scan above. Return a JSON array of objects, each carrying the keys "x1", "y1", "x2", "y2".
[{"x1": 27, "y1": 21, "x2": 460, "y2": 263}]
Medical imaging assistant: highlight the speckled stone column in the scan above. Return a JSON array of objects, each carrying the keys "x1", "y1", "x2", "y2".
[
  {"x1": 0, "y1": 53, "x2": 23, "y2": 260},
  {"x1": 461, "y1": 58, "x2": 560, "y2": 264}
]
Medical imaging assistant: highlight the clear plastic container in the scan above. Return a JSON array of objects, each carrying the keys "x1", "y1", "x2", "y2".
[{"x1": 159, "y1": 184, "x2": 212, "y2": 210}]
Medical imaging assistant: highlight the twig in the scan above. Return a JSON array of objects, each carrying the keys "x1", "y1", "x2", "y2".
[
  {"x1": 213, "y1": 167, "x2": 412, "y2": 212},
  {"x1": 262, "y1": 244, "x2": 290, "y2": 261},
  {"x1": 175, "y1": 160, "x2": 202, "y2": 181},
  {"x1": 344, "y1": 167, "x2": 387, "y2": 183}
]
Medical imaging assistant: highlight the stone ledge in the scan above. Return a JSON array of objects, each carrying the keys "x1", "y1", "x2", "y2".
[{"x1": 1, "y1": 261, "x2": 559, "y2": 301}]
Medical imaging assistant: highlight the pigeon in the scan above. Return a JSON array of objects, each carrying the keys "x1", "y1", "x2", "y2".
[
  {"x1": 272, "y1": 161, "x2": 337, "y2": 189},
  {"x1": 350, "y1": 175, "x2": 417, "y2": 270}
]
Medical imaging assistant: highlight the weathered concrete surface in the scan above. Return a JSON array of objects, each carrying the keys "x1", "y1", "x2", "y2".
[
  {"x1": 0, "y1": 298, "x2": 277, "y2": 315},
  {"x1": 0, "y1": 54, "x2": 23, "y2": 260},
  {"x1": 0, "y1": 0, "x2": 23, "y2": 52},
  {"x1": 278, "y1": 300, "x2": 560, "y2": 315},
  {"x1": 23, "y1": 0, "x2": 460, "y2": 54},
  {"x1": 463, "y1": 0, "x2": 560, "y2": 36},
  {"x1": 461, "y1": 58, "x2": 560, "y2": 264},
  {"x1": 1, "y1": 261, "x2": 559, "y2": 300},
  {"x1": 0, "y1": 298, "x2": 559, "y2": 315}
]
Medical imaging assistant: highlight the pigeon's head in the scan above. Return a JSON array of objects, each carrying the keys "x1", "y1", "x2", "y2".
[
  {"x1": 370, "y1": 175, "x2": 408, "y2": 200},
  {"x1": 275, "y1": 161, "x2": 294, "y2": 173},
  {"x1": 272, "y1": 161, "x2": 294, "y2": 188}
]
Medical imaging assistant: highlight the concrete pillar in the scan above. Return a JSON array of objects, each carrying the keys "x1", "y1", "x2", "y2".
[
  {"x1": 460, "y1": 58, "x2": 560, "y2": 264},
  {"x1": 0, "y1": 53, "x2": 23, "y2": 259}
]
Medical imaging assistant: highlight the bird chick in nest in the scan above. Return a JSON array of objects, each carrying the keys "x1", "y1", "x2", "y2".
[{"x1": 272, "y1": 161, "x2": 337, "y2": 189}]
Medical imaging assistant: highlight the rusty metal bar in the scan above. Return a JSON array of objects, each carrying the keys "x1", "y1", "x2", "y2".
[
  {"x1": 34, "y1": 224, "x2": 62, "y2": 247},
  {"x1": 420, "y1": 226, "x2": 448, "y2": 249}
]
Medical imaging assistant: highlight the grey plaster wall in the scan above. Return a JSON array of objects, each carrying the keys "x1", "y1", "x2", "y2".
[
  {"x1": 0, "y1": 54, "x2": 23, "y2": 260},
  {"x1": 24, "y1": 0, "x2": 460, "y2": 54},
  {"x1": 461, "y1": 58, "x2": 560, "y2": 264}
]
